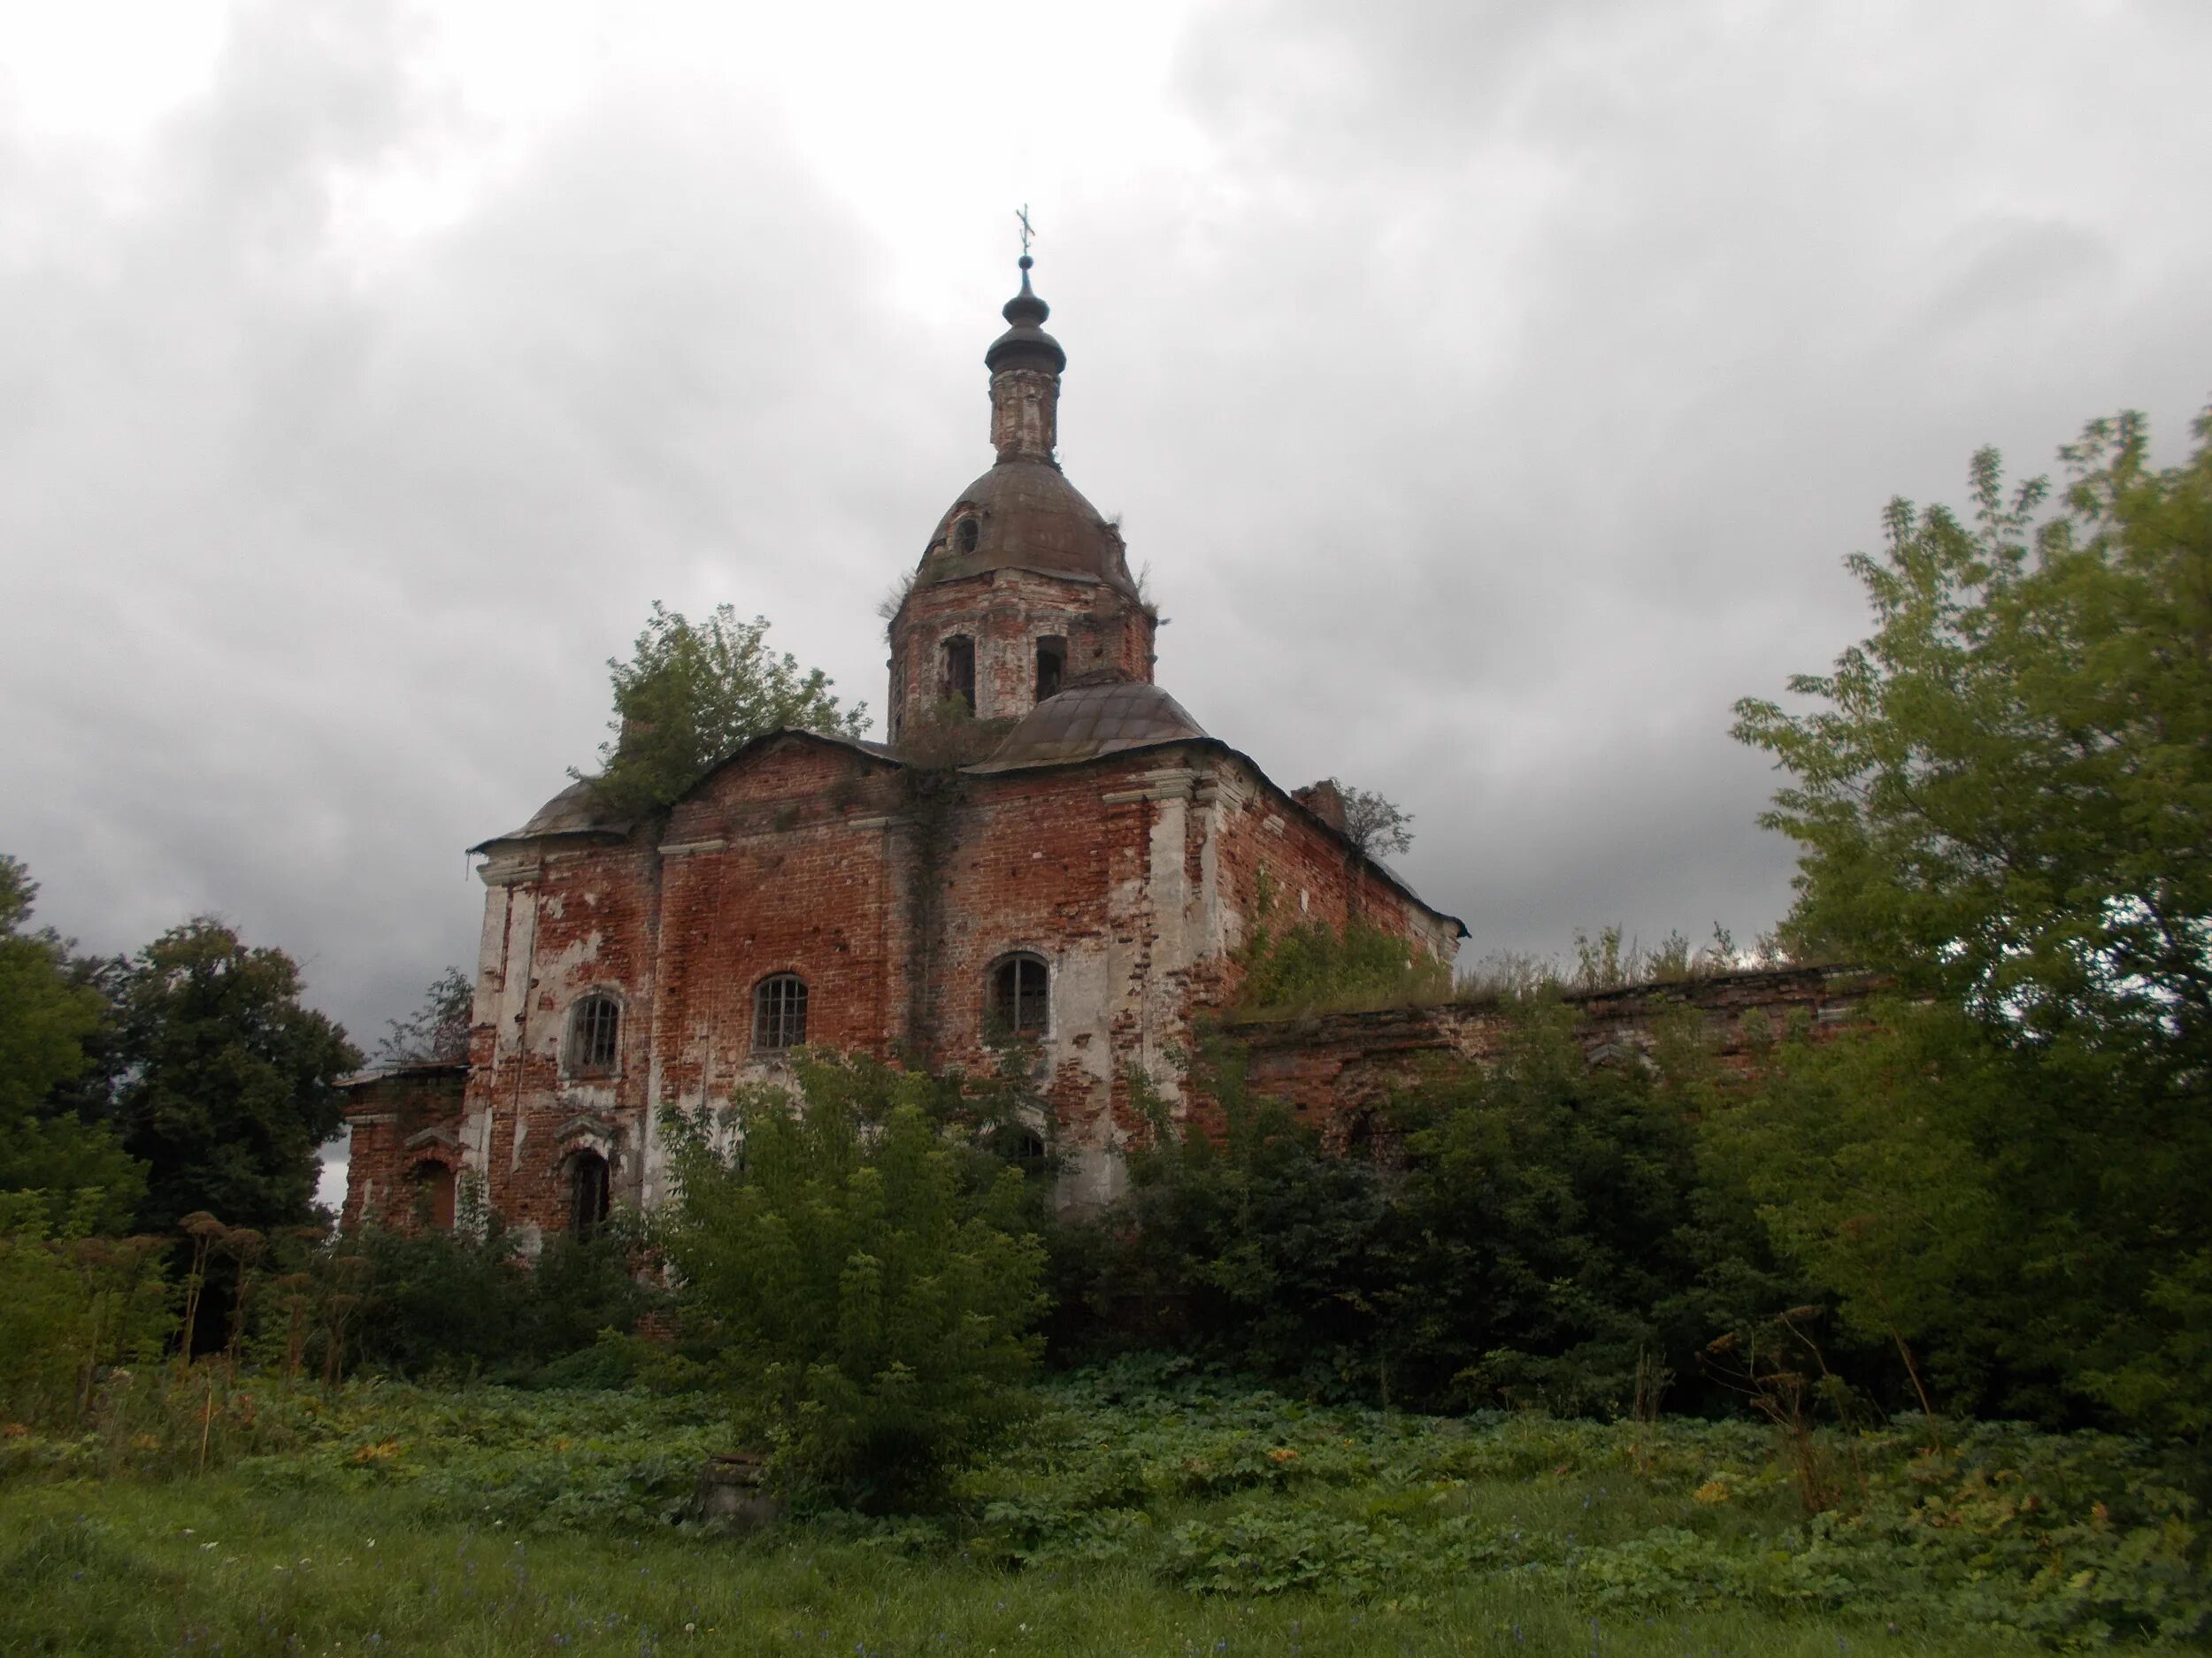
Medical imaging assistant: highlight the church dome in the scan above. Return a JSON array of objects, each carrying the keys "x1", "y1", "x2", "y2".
[
  {"x1": 907, "y1": 254, "x2": 1140, "y2": 603},
  {"x1": 985, "y1": 256, "x2": 1065, "y2": 375},
  {"x1": 972, "y1": 676, "x2": 1206, "y2": 771},
  {"x1": 919, "y1": 459, "x2": 1136, "y2": 595}
]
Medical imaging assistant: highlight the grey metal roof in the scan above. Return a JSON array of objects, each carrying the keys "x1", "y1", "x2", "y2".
[
  {"x1": 338, "y1": 1059, "x2": 470, "y2": 1089},
  {"x1": 472, "y1": 732, "x2": 901, "y2": 853},
  {"x1": 472, "y1": 778, "x2": 633, "y2": 851},
  {"x1": 915, "y1": 459, "x2": 1138, "y2": 597},
  {"x1": 968, "y1": 679, "x2": 1207, "y2": 771}
]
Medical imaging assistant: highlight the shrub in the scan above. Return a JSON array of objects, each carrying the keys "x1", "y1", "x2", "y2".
[
  {"x1": 334, "y1": 1219, "x2": 663, "y2": 1383},
  {"x1": 1232, "y1": 913, "x2": 1451, "y2": 1018},
  {"x1": 1081, "y1": 1006, "x2": 1809, "y2": 1416},
  {"x1": 0, "y1": 1191, "x2": 173, "y2": 1429},
  {"x1": 661, "y1": 1054, "x2": 1048, "y2": 1509}
]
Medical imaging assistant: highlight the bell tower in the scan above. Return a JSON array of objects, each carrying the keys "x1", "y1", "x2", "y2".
[
  {"x1": 885, "y1": 257, "x2": 1156, "y2": 744},
  {"x1": 987, "y1": 256, "x2": 1063, "y2": 462}
]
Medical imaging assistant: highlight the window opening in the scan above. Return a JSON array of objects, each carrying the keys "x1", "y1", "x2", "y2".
[
  {"x1": 569, "y1": 994, "x2": 620, "y2": 1076},
  {"x1": 1034, "y1": 636, "x2": 1065, "y2": 701},
  {"x1": 990, "y1": 954, "x2": 1049, "y2": 1039},
  {"x1": 753, "y1": 974, "x2": 809, "y2": 1052},
  {"x1": 411, "y1": 1162, "x2": 456, "y2": 1230},
  {"x1": 956, "y1": 516, "x2": 980, "y2": 555},
  {"x1": 570, "y1": 1151, "x2": 610, "y2": 1240},
  {"x1": 941, "y1": 636, "x2": 976, "y2": 713}
]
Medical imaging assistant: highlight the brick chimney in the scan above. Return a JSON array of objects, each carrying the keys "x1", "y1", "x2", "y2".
[{"x1": 1294, "y1": 779, "x2": 1348, "y2": 834}]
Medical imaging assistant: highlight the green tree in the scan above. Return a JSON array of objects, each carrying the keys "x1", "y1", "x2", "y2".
[
  {"x1": 377, "y1": 965, "x2": 472, "y2": 1064},
  {"x1": 0, "y1": 1191, "x2": 173, "y2": 1428},
  {"x1": 661, "y1": 1054, "x2": 1046, "y2": 1509},
  {"x1": 1696, "y1": 1002, "x2": 2009, "y2": 1423},
  {"x1": 582, "y1": 603, "x2": 870, "y2": 816},
  {"x1": 1099, "y1": 1009, "x2": 1786, "y2": 1416},
  {"x1": 1334, "y1": 781, "x2": 1416, "y2": 861},
  {"x1": 1730, "y1": 406, "x2": 2212, "y2": 1432},
  {"x1": 0, "y1": 856, "x2": 142, "y2": 1230},
  {"x1": 114, "y1": 919, "x2": 360, "y2": 1239}
]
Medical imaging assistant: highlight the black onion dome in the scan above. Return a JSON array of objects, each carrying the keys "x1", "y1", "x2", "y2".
[{"x1": 985, "y1": 256, "x2": 1065, "y2": 374}]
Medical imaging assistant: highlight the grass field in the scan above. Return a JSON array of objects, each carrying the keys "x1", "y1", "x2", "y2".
[{"x1": 3, "y1": 1365, "x2": 2204, "y2": 1656}]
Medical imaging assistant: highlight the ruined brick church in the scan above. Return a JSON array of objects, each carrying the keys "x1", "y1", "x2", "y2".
[{"x1": 342, "y1": 258, "x2": 1465, "y2": 1240}]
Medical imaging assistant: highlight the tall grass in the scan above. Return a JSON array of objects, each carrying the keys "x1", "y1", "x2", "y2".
[{"x1": 0, "y1": 1478, "x2": 2085, "y2": 1658}]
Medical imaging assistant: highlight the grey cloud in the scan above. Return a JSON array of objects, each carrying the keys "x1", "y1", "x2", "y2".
[{"x1": 4, "y1": 0, "x2": 2209, "y2": 1064}]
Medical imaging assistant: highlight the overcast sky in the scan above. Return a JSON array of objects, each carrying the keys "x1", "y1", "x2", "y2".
[{"x1": 5, "y1": 0, "x2": 2209, "y2": 1071}]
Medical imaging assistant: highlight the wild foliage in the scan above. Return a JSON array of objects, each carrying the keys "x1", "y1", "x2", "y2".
[
  {"x1": 0, "y1": 856, "x2": 143, "y2": 1231},
  {"x1": 583, "y1": 603, "x2": 870, "y2": 816},
  {"x1": 3, "y1": 1370, "x2": 2204, "y2": 1651},
  {"x1": 1077, "y1": 1010, "x2": 1802, "y2": 1416},
  {"x1": 0, "y1": 1191, "x2": 172, "y2": 1430},
  {"x1": 660, "y1": 1053, "x2": 1048, "y2": 1508},
  {"x1": 337, "y1": 1218, "x2": 664, "y2": 1384},
  {"x1": 1731, "y1": 408, "x2": 2212, "y2": 1436},
  {"x1": 1327, "y1": 780, "x2": 1416, "y2": 862},
  {"x1": 111, "y1": 919, "x2": 359, "y2": 1246},
  {"x1": 376, "y1": 966, "x2": 472, "y2": 1064},
  {"x1": 1230, "y1": 903, "x2": 1453, "y2": 1017}
]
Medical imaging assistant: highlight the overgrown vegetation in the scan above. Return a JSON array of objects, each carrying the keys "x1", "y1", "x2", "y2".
[
  {"x1": 0, "y1": 1192, "x2": 172, "y2": 1430},
  {"x1": 0, "y1": 856, "x2": 142, "y2": 1232},
  {"x1": 1, "y1": 1368, "x2": 2203, "y2": 1652},
  {"x1": 660, "y1": 1052, "x2": 1050, "y2": 1508},
  {"x1": 375, "y1": 965, "x2": 472, "y2": 1064},
  {"x1": 582, "y1": 602, "x2": 871, "y2": 816},
  {"x1": 340, "y1": 1217, "x2": 664, "y2": 1384},
  {"x1": 1325, "y1": 779, "x2": 1417, "y2": 862},
  {"x1": 1, "y1": 859, "x2": 361, "y2": 1354},
  {"x1": 1730, "y1": 406, "x2": 2212, "y2": 1439},
  {"x1": 1064, "y1": 1010, "x2": 1807, "y2": 1420},
  {"x1": 1228, "y1": 868, "x2": 1455, "y2": 1017}
]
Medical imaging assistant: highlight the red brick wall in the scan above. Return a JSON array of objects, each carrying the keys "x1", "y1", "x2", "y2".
[
  {"x1": 1205, "y1": 966, "x2": 1879, "y2": 1146},
  {"x1": 650, "y1": 741, "x2": 910, "y2": 1103},
  {"x1": 338, "y1": 1063, "x2": 468, "y2": 1231},
  {"x1": 1211, "y1": 765, "x2": 1460, "y2": 991},
  {"x1": 887, "y1": 568, "x2": 1155, "y2": 739},
  {"x1": 432, "y1": 731, "x2": 1467, "y2": 1229},
  {"x1": 465, "y1": 825, "x2": 664, "y2": 1238}
]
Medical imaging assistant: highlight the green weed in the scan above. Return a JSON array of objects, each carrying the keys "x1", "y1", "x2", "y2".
[{"x1": 1, "y1": 1370, "x2": 2203, "y2": 1654}]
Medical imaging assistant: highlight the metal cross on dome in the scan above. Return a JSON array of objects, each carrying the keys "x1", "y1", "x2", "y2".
[{"x1": 1016, "y1": 204, "x2": 1034, "y2": 260}]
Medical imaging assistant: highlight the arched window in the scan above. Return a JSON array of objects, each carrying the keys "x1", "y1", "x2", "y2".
[
  {"x1": 567, "y1": 994, "x2": 620, "y2": 1077},
  {"x1": 570, "y1": 1151, "x2": 610, "y2": 1240},
  {"x1": 955, "y1": 516, "x2": 980, "y2": 556},
  {"x1": 1034, "y1": 635, "x2": 1065, "y2": 701},
  {"x1": 989, "y1": 953, "x2": 1049, "y2": 1040},
  {"x1": 411, "y1": 1162, "x2": 456, "y2": 1230},
  {"x1": 753, "y1": 974, "x2": 808, "y2": 1052},
  {"x1": 941, "y1": 635, "x2": 976, "y2": 712}
]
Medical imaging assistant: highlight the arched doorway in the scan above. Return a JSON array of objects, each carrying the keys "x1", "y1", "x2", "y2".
[
  {"x1": 569, "y1": 1150, "x2": 610, "y2": 1240},
  {"x1": 411, "y1": 1160, "x2": 457, "y2": 1230}
]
